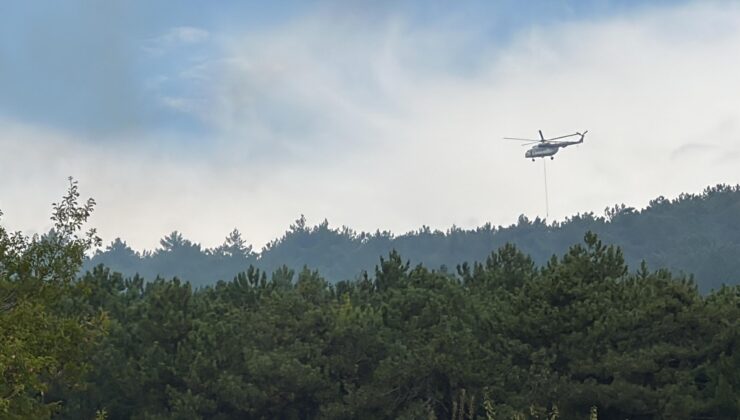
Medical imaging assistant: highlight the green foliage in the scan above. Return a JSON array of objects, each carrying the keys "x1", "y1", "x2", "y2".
[
  {"x1": 0, "y1": 178, "x2": 105, "y2": 418},
  {"x1": 3, "y1": 180, "x2": 740, "y2": 418},
  {"x1": 52, "y1": 232, "x2": 739, "y2": 419}
]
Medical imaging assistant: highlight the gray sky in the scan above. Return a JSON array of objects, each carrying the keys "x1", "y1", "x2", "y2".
[{"x1": 1, "y1": 0, "x2": 739, "y2": 251}]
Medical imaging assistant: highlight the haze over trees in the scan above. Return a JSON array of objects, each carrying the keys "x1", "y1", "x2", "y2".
[{"x1": 87, "y1": 184, "x2": 740, "y2": 292}]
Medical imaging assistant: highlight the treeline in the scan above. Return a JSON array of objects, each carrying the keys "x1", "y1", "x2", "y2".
[
  {"x1": 2, "y1": 181, "x2": 739, "y2": 418},
  {"x1": 87, "y1": 184, "x2": 740, "y2": 292}
]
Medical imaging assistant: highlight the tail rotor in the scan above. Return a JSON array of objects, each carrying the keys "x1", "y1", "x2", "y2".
[{"x1": 576, "y1": 130, "x2": 588, "y2": 142}]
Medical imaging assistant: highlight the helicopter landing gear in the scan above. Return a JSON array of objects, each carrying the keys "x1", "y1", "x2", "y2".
[
  {"x1": 532, "y1": 158, "x2": 535, "y2": 162},
  {"x1": 550, "y1": 156, "x2": 554, "y2": 160}
]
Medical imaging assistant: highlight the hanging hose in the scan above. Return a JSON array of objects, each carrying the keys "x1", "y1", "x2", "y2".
[{"x1": 543, "y1": 159, "x2": 549, "y2": 220}]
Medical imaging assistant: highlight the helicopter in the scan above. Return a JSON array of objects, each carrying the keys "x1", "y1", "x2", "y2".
[{"x1": 504, "y1": 130, "x2": 587, "y2": 161}]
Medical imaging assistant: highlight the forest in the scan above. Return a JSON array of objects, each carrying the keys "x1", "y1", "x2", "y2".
[
  {"x1": 87, "y1": 184, "x2": 740, "y2": 292},
  {"x1": 1, "y1": 182, "x2": 739, "y2": 419}
]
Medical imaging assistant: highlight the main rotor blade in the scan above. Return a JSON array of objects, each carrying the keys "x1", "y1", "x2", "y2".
[
  {"x1": 503, "y1": 137, "x2": 540, "y2": 142},
  {"x1": 546, "y1": 133, "x2": 580, "y2": 141},
  {"x1": 539, "y1": 130, "x2": 545, "y2": 141}
]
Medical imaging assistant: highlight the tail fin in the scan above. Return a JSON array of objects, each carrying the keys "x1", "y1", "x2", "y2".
[{"x1": 576, "y1": 130, "x2": 588, "y2": 142}]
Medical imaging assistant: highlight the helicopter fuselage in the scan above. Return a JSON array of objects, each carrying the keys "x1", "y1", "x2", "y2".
[
  {"x1": 525, "y1": 144, "x2": 558, "y2": 159},
  {"x1": 524, "y1": 139, "x2": 582, "y2": 160}
]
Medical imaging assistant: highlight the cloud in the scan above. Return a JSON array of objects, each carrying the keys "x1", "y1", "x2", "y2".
[
  {"x1": 671, "y1": 116, "x2": 740, "y2": 160},
  {"x1": 167, "y1": 1, "x2": 740, "y2": 238},
  {"x1": 2, "y1": 1, "x2": 740, "y2": 252},
  {"x1": 144, "y1": 26, "x2": 210, "y2": 55},
  {"x1": 671, "y1": 143, "x2": 718, "y2": 159},
  {"x1": 0, "y1": 2, "x2": 151, "y2": 134},
  {"x1": 0, "y1": 2, "x2": 217, "y2": 137},
  {"x1": 0, "y1": 119, "x2": 268, "y2": 249},
  {"x1": 163, "y1": 26, "x2": 210, "y2": 44},
  {"x1": 159, "y1": 16, "x2": 488, "y2": 161}
]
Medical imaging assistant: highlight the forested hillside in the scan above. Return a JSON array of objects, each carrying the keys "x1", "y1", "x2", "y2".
[
  {"x1": 65, "y1": 245, "x2": 740, "y2": 419},
  {"x1": 2, "y1": 182, "x2": 739, "y2": 418},
  {"x1": 87, "y1": 184, "x2": 740, "y2": 291}
]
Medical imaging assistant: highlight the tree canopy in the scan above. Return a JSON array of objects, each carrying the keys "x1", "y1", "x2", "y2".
[
  {"x1": 87, "y1": 184, "x2": 740, "y2": 292},
  {"x1": 1, "y1": 181, "x2": 738, "y2": 419},
  {"x1": 59, "y1": 235, "x2": 740, "y2": 419},
  {"x1": 0, "y1": 178, "x2": 105, "y2": 418}
]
